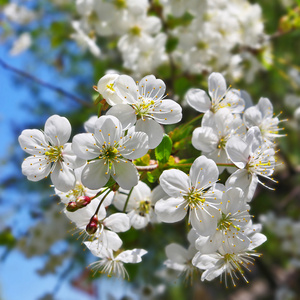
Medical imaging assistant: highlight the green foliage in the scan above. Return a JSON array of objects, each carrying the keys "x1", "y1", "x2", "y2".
[{"x1": 155, "y1": 134, "x2": 173, "y2": 164}]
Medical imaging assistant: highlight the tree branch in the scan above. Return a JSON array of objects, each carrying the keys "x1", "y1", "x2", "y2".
[{"x1": 0, "y1": 58, "x2": 93, "y2": 108}]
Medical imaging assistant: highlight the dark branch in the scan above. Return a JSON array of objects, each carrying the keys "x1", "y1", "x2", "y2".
[{"x1": 0, "y1": 58, "x2": 93, "y2": 108}]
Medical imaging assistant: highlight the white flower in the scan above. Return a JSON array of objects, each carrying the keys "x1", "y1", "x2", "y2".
[
  {"x1": 186, "y1": 72, "x2": 245, "y2": 115},
  {"x1": 85, "y1": 243, "x2": 147, "y2": 279},
  {"x1": 195, "y1": 187, "x2": 252, "y2": 254},
  {"x1": 107, "y1": 74, "x2": 182, "y2": 148},
  {"x1": 70, "y1": 20, "x2": 101, "y2": 57},
  {"x1": 83, "y1": 115, "x2": 98, "y2": 133},
  {"x1": 55, "y1": 165, "x2": 103, "y2": 203},
  {"x1": 225, "y1": 126, "x2": 276, "y2": 201},
  {"x1": 192, "y1": 229, "x2": 267, "y2": 287},
  {"x1": 10, "y1": 32, "x2": 32, "y2": 56},
  {"x1": 18, "y1": 115, "x2": 85, "y2": 192},
  {"x1": 155, "y1": 155, "x2": 222, "y2": 236},
  {"x1": 65, "y1": 192, "x2": 131, "y2": 251},
  {"x1": 243, "y1": 97, "x2": 286, "y2": 145},
  {"x1": 192, "y1": 108, "x2": 246, "y2": 174},
  {"x1": 120, "y1": 33, "x2": 168, "y2": 78},
  {"x1": 113, "y1": 181, "x2": 167, "y2": 229},
  {"x1": 72, "y1": 115, "x2": 149, "y2": 189},
  {"x1": 117, "y1": 13, "x2": 162, "y2": 53},
  {"x1": 3, "y1": 3, "x2": 36, "y2": 24},
  {"x1": 97, "y1": 74, "x2": 124, "y2": 106}
]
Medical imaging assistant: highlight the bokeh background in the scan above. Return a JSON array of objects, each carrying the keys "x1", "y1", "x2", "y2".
[{"x1": 1, "y1": 0, "x2": 300, "y2": 299}]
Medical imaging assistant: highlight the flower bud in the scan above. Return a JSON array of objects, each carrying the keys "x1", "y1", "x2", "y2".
[
  {"x1": 66, "y1": 201, "x2": 78, "y2": 212},
  {"x1": 76, "y1": 196, "x2": 91, "y2": 208},
  {"x1": 86, "y1": 215, "x2": 98, "y2": 235}
]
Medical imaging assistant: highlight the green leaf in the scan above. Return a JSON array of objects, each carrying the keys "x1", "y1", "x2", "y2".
[
  {"x1": 147, "y1": 168, "x2": 161, "y2": 183},
  {"x1": 155, "y1": 134, "x2": 173, "y2": 164}
]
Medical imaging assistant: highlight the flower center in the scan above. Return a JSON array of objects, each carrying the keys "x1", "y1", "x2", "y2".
[
  {"x1": 101, "y1": 146, "x2": 119, "y2": 161},
  {"x1": 184, "y1": 188, "x2": 205, "y2": 209},
  {"x1": 45, "y1": 146, "x2": 63, "y2": 162},
  {"x1": 133, "y1": 98, "x2": 156, "y2": 118},
  {"x1": 130, "y1": 25, "x2": 141, "y2": 36},
  {"x1": 65, "y1": 183, "x2": 86, "y2": 199},
  {"x1": 114, "y1": 0, "x2": 126, "y2": 9},
  {"x1": 138, "y1": 200, "x2": 151, "y2": 216},
  {"x1": 217, "y1": 212, "x2": 240, "y2": 231}
]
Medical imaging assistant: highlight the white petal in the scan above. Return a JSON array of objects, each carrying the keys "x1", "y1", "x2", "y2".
[
  {"x1": 226, "y1": 169, "x2": 258, "y2": 201},
  {"x1": 51, "y1": 162, "x2": 76, "y2": 192},
  {"x1": 225, "y1": 136, "x2": 249, "y2": 169},
  {"x1": 135, "y1": 118, "x2": 163, "y2": 149},
  {"x1": 186, "y1": 88, "x2": 211, "y2": 113},
  {"x1": 143, "y1": 16, "x2": 161, "y2": 34},
  {"x1": 195, "y1": 235, "x2": 220, "y2": 254},
  {"x1": 223, "y1": 89, "x2": 245, "y2": 113},
  {"x1": 151, "y1": 185, "x2": 167, "y2": 205},
  {"x1": 114, "y1": 74, "x2": 138, "y2": 104},
  {"x1": 208, "y1": 72, "x2": 227, "y2": 102},
  {"x1": 97, "y1": 74, "x2": 124, "y2": 106},
  {"x1": 106, "y1": 104, "x2": 136, "y2": 130},
  {"x1": 119, "y1": 131, "x2": 149, "y2": 159},
  {"x1": 245, "y1": 126, "x2": 262, "y2": 155},
  {"x1": 128, "y1": 211, "x2": 149, "y2": 229},
  {"x1": 192, "y1": 252, "x2": 220, "y2": 270},
  {"x1": 192, "y1": 127, "x2": 219, "y2": 153},
  {"x1": 115, "y1": 248, "x2": 147, "y2": 263},
  {"x1": 112, "y1": 160, "x2": 139, "y2": 189},
  {"x1": 243, "y1": 106, "x2": 262, "y2": 128},
  {"x1": 94, "y1": 115, "x2": 122, "y2": 146},
  {"x1": 159, "y1": 169, "x2": 190, "y2": 197},
  {"x1": 62, "y1": 143, "x2": 85, "y2": 168},
  {"x1": 72, "y1": 133, "x2": 100, "y2": 160},
  {"x1": 104, "y1": 213, "x2": 130, "y2": 232},
  {"x1": 152, "y1": 100, "x2": 182, "y2": 124},
  {"x1": 81, "y1": 160, "x2": 110, "y2": 189},
  {"x1": 190, "y1": 156, "x2": 219, "y2": 190},
  {"x1": 257, "y1": 97, "x2": 273, "y2": 119},
  {"x1": 154, "y1": 197, "x2": 186, "y2": 223},
  {"x1": 44, "y1": 115, "x2": 71, "y2": 146},
  {"x1": 18, "y1": 129, "x2": 48, "y2": 155},
  {"x1": 84, "y1": 115, "x2": 98, "y2": 133},
  {"x1": 190, "y1": 207, "x2": 218, "y2": 236},
  {"x1": 165, "y1": 243, "x2": 189, "y2": 264},
  {"x1": 98, "y1": 230, "x2": 123, "y2": 251},
  {"x1": 138, "y1": 75, "x2": 165, "y2": 99},
  {"x1": 21, "y1": 155, "x2": 51, "y2": 181}
]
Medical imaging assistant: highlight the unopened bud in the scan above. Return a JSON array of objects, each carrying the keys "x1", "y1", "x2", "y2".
[
  {"x1": 76, "y1": 196, "x2": 91, "y2": 208},
  {"x1": 66, "y1": 201, "x2": 78, "y2": 212},
  {"x1": 86, "y1": 215, "x2": 98, "y2": 235}
]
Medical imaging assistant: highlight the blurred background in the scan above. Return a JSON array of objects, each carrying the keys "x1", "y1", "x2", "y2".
[{"x1": 0, "y1": 0, "x2": 300, "y2": 299}]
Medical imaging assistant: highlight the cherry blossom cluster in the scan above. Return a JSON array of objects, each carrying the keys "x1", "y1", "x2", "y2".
[
  {"x1": 18, "y1": 72, "x2": 284, "y2": 285},
  {"x1": 157, "y1": 72, "x2": 284, "y2": 285},
  {"x1": 72, "y1": 0, "x2": 270, "y2": 81}
]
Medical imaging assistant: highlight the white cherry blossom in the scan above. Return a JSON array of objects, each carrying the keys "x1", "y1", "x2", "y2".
[
  {"x1": 72, "y1": 115, "x2": 149, "y2": 190},
  {"x1": 192, "y1": 108, "x2": 246, "y2": 174},
  {"x1": 243, "y1": 97, "x2": 286, "y2": 145},
  {"x1": 155, "y1": 155, "x2": 222, "y2": 236},
  {"x1": 195, "y1": 187, "x2": 252, "y2": 254},
  {"x1": 192, "y1": 229, "x2": 267, "y2": 286},
  {"x1": 225, "y1": 126, "x2": 276, "y2": 201},
  {"x1": 114, "y1": 181, "x2": 167, "y2": 229},
  {"x1": 186, "y1": 72, "x2": 245, "y2": 116},
  {"x1": 85, "y1": 243, "x2": 147, "y2": 279},
  {"x1": 18, "y1": 115, "x2": 85, "y2": 192},
  {"x1": 107, "y1": 74, "x2": 182, "y2": 148}
]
